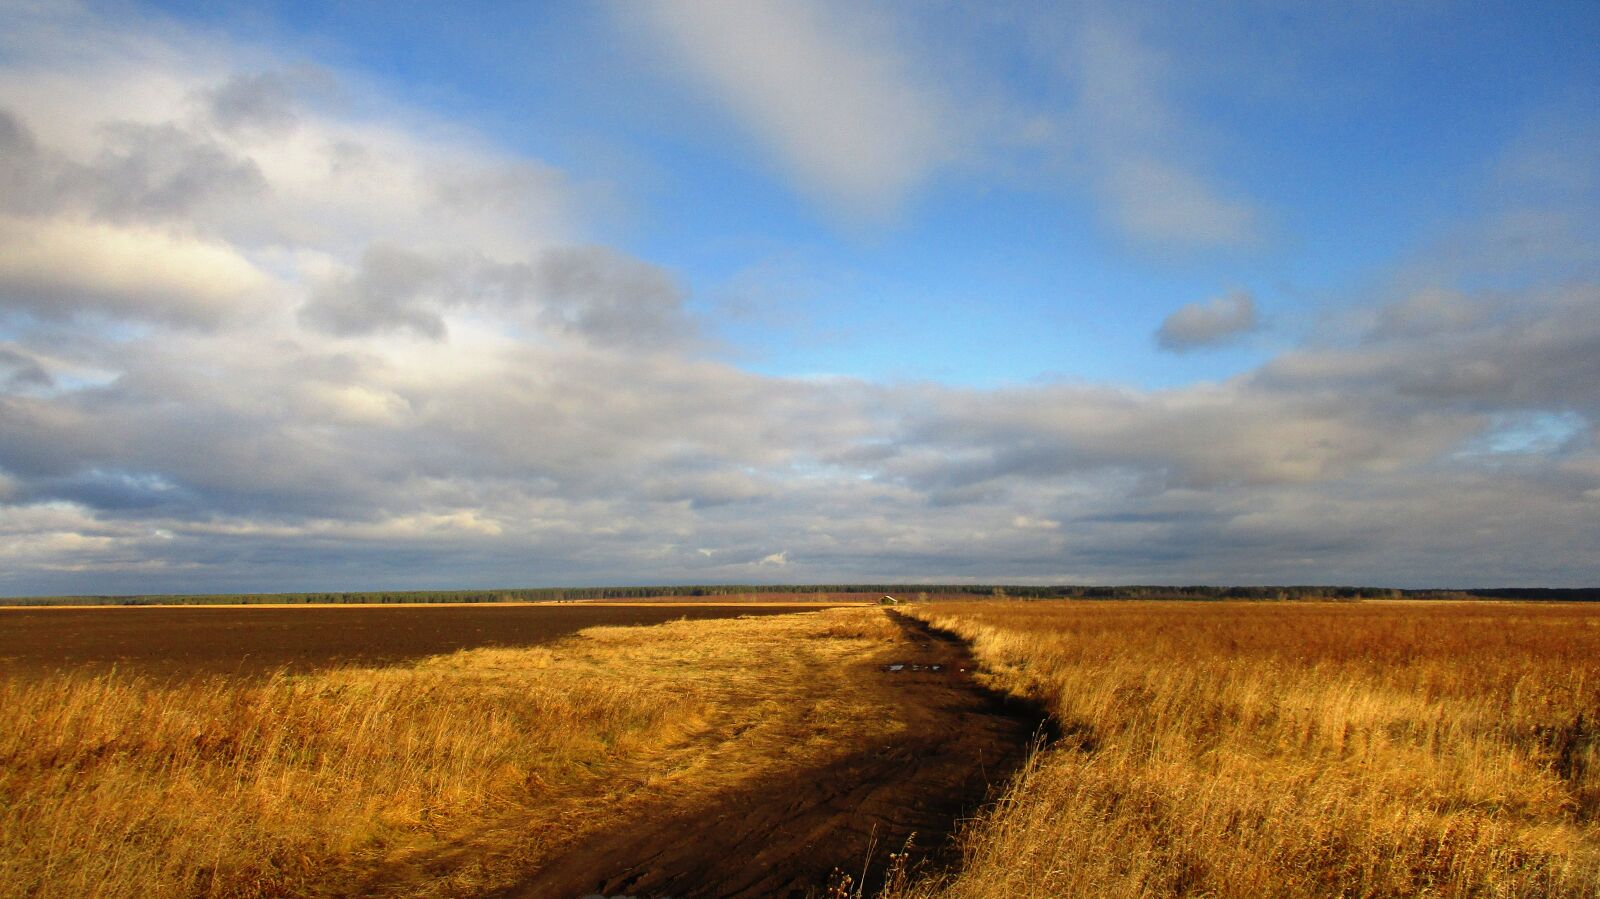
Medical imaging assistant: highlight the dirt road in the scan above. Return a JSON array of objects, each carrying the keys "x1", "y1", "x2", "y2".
[{"x1": 498, "y1": 612, "x2": 1051, "y2": 899}]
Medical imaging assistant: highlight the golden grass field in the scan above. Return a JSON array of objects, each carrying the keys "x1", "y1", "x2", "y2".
[
  {"x1": 0, "y1": 607, "x2": 906, "y2": 898},
  {"x1": 7, "y1": 599, "x2": 1600, "y2": 898},
  {"x1": 895, "y1": 601, "x2": 1600, "y2": 899}
]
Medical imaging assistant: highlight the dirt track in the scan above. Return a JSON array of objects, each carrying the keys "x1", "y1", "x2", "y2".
[{"x1": 499, "y1": 612, "x2": 1050, "y2": 899}]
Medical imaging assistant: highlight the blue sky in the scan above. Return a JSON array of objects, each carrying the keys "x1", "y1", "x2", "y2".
[{"x1": 0, "y1": 1, "x2": 1597, "y2": 593}]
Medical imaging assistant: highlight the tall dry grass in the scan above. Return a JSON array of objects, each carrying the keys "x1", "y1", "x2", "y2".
[
  {"x1": 899, "y1": 601, "x2": 1600, "y2": 899},
  {"x1": 0, "y1": 607, "x2": 904, "y2": 898}
]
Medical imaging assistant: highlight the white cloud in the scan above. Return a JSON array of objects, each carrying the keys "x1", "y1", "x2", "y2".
[
  {"x1": 299, "y1": 243, "x2": 700, "y2": 345},
  {"x1": 0, "y1": 7, "x2": 575, "y2": 261},
  {"x1": 0, "y1": 215, "x2": 271, "y2": 325},
  {"x1": 1016, "y1": 13, "x2": 1263, "y2": 250},
  {"x1": 1105, "y1": 159, "x2": 1258, "y2": 250},
  {"x1": 1156, "y1": 290, "x2": 1259, "y2": 351},
  {"x1": 630, "y1": 0, "x2": 952, "y2": 218},
  {"x1": 625, "y1": 4, "x2": 1258, "y2": 244},
  {"x1": 5, "y1": 279, "x2": 1596, "y2": 592}
]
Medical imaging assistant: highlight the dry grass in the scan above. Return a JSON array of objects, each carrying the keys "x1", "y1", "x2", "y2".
[
  {"x1": 897, "y1": 601, "x2": 1600, "y2": 899},
  {"x1": 0, "y1": 607, "x2": 904, "y2": 898}
]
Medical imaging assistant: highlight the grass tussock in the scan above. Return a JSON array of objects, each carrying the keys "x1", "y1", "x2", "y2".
[
  {"x1": 0, "y1": 608, "x2": 903, "y2": 898},
  {"x1": 898, "y1": 601, "x2": 1600, "y2": 899}
]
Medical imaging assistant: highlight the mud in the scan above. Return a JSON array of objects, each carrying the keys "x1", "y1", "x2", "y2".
[{"x1": 499, "y1": 611, "x2": 1051, "y2": 899}]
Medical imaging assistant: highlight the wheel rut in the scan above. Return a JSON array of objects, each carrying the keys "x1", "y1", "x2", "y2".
[{"x1": 495, "y1": 611, "x2": 1051, "y2": 899}]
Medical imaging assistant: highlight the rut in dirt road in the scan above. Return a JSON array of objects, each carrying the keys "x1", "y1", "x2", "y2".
[{"x1": 498, "y1": 611, "x2": 1054, "y2": 899}]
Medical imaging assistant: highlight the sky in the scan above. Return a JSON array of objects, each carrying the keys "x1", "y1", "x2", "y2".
[{"x1": 0, "y1": 0, "x2": 1597, "y2": 595}]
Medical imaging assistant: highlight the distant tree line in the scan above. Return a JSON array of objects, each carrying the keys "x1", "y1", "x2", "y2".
[{"x1": 6, "y1": 583, "x2": 1596, "y2": 606}]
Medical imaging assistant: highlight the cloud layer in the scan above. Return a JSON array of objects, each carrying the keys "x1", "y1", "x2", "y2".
[{"x1": 0, "y1": 5, "x2": 1595, "y2": 594}]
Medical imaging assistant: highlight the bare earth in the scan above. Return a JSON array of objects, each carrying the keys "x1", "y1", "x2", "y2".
[{"x1": 0, "y1": 603, "x2": 841, "y2": 678}]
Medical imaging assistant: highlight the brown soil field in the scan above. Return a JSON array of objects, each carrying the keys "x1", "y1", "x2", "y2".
[{"x1": 0, "y1": 603, "x2": 841, "y2": 678}]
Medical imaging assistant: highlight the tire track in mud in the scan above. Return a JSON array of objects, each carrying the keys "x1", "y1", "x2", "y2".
[{"x1": 496, "y1": 611, "x2": 1053, "y2": 899}]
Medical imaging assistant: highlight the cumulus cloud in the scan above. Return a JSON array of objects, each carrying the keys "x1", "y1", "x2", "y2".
[
  {"x1": 5, "y1": 278, "x2": 1597, "y2": 592},
  {"x1": 0, "y1": 107, "x2": 45, "y2": 209},
  {"x1": 0, "y1": 347, "x2": 51, "y2": 390},
  {"x1": 1156, "y1": 291, "x2": 1259, "y2": 351},
  {"x1": 302, "y1": 244, "x2": 698, "y2": 346},
  {"x1": 535, "y1": 246, "x2": 698, "y2": 348},
  {"x1": 0, "y1": 12, "x2": 576, "y2": 331},
  {"x1": 0, "y1": 107, "x2": 266, "y2": 223},
  {"x1": 89, "y1": 121, "x2": 267, "y2": 221},
  {"x1": 0, "y1": 102, "x2": 275, "y2": 324},
  {"x1": 630, "y1": 0, "x2": 952, "y2": 218},
  {"x1": 0, "y1": 215, "x2": 270, "y2": 325},
  {"x1": 0, "y1": 19, "x2": 575, "y2": 259},
  {"x1": 1264, "y1": 285, "x2": 1600, "y2": 416},
  {"x1": 302, "y1": 245, "x2": 455, "y2": 339},
  {"x1": 201, "y1": 72, "x2": 302, "y2": 135}
]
